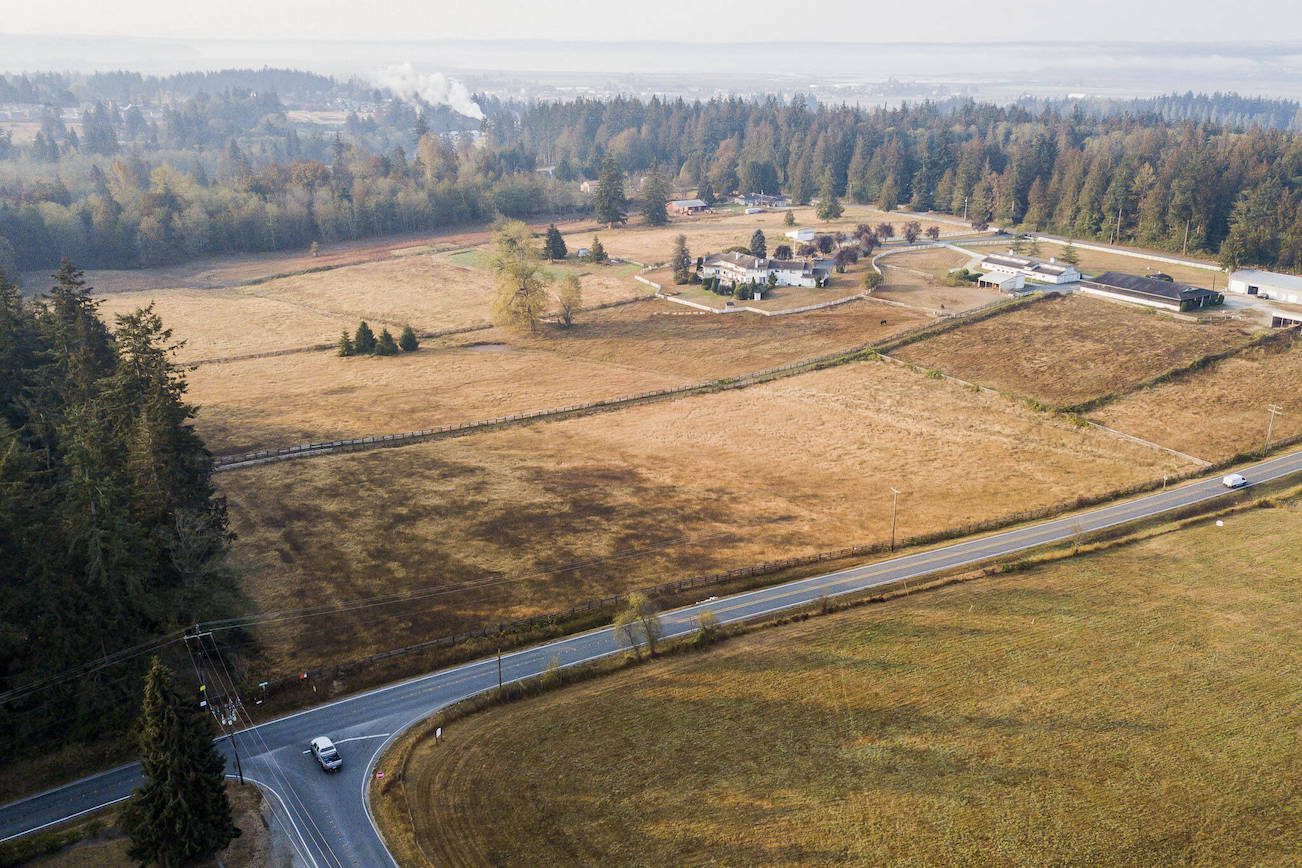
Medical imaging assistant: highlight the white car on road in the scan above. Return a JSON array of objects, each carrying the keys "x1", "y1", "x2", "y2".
[
  {"x1": 1221, "y1": 473, "x2": 1248, "y2": 489},
  {"x1": 309, "y1": 736, "x2": 343, "y2": 772}
]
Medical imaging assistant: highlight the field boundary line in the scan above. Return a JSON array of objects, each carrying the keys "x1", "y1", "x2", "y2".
[
  {"x1": 212, "y1": 297, "x2": 1038, "y2": 472},
  {"x1": 188, "y1": 293, "x2": 659, "y2": 367},
  {"x1": 1084, "y1": 422, "x2": 1212, "y2": 467}
]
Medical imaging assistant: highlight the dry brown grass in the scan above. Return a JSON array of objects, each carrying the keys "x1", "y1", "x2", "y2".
[
  {"x1": 1093, "y1": 335, "x2": 1302, "y2": 461},
  {"x1": 874, "y1": 247, "x2": 1004, "y2": 312},
  {"x1": 17, "y1": 782, "x2": 268, "y2": 868},
  {"x1": 893, "y1": 294, "x2": 1253, "y2": 406},
  {"x1": 188, "y1": 300, "x2": 927, "y2": 453},
  {"x1": 219, "y1": 359, "x2": 1188, "y2": 676},
  {"x1": 382, "y1": 500, "x2": 1302, "y2": 866}
]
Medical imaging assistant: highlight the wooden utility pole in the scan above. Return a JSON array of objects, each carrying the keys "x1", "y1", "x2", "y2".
[
  {"x1": 497, "y1": 648, "x2": 503, "y2": 694},
  {"x1": 1266, "y1": 404, "x2": 1282, "y2": 451},
  {"x1": 890, "y1": 487, "x2": 901, "y2": 552}
]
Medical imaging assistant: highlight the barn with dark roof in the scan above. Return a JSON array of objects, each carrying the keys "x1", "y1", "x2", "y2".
[{"x1": 1078, "y1": 272, "x2": 1224, "y2": 312}]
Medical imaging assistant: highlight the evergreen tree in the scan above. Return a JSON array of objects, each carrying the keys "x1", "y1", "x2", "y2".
[
  {"x1": 816, "y1": 171, "x2": 843, "y2": 221},
  {"x1": 375, "y1": 328, "x2": 399, "y2": 355},
  {"x1": 641, "y1": 167, "x2": 670, "y2": 226},
  {"x1": 543, "y1": 224, "x2": 568, "y2": 260},
  {"x1": 338, "y1": 330, "x2": 355, "y2": 356},
  {"x1": 697, "y1": 179, "x2": 715, "y2": 206},
  {"x1": 353, "y1": 321, "x2": 377, "y2": 354},
  {"x1": 590, "y1": 236, "x2": 608, "y2": 263},
  {"x1": 1061, "y1": 240, "x2": 1081, "y2": 267},
  {"x1": 784, "y1": 209, "x2": 796, "y2": 226},
  {"x1": 120, "y1": 659, "x2": 238, "y2": 866},
  {"x1": 749, "y1": 229, "x2": 767, "y2": 259},
  {"x1": 671, "y1": 234, "x2": 693, "y2": 285},
  {"x1": 593, "y1": 156, "x2": 627, "y2": 227},
  {"x1": 399, "y1": 324, "x2": 419, "y2": 352}
]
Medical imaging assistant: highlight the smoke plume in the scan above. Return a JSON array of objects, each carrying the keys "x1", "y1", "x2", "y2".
[{"x1": 372, "y1": 63, "x2": 484, "y2": 121}]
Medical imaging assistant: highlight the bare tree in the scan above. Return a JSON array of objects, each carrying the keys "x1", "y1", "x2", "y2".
[
  {"x1": 490, "y1": 220, "x2": 551, "y2": 332},
  {"x1": 556, "y1": 273, "x2": 582, "y2": 328},
  {"x1": 613, "y1": 591, "x2": 663, "y2": 657}
]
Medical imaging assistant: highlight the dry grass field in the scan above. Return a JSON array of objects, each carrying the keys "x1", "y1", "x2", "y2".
[
  {"x1": 893, "y1": 294, "x2": 1253, "y2": 407},
  {"x1": 219, "y1": 359, "x2": 1189, "y2": 675},
  {"x1": 93, "y1": 250, "x2": 650, "y2": 364},
  {"x1": 381, "y1": 500, "x2": 1302, "y2": 866},
  {"x1": 874, "y1": 247, "x2": 1003, "y2": 312},
  {"x1": 1036, "y1": 239, "x2": 1223, "y2": 288},
  {"x1": 189, "y1": 300, "x2": 926, "y2": 452},
  {"x1": 1093, "y1": 335, "x2": 1302, "y2": 461}
]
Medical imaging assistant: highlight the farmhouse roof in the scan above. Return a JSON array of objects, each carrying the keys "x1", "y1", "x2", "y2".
[
  {"x1": 981, "y1": 252, "x2": 1075, "y2": 277},
  {"x1": 1085, "y1": 271, "x2": 1218, "y2": 302},
  {"x1": 670, "y1": 198, "x2": 707, "y2": 208}
]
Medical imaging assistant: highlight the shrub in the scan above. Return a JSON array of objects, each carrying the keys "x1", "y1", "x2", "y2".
[
  {"x1": 692, "y1": 611, "x2": 722, "y2": 647},
  {"x1": 398, "y1": 324, "x2": 419, "y2": 352},
  {"x1": 375, "y1": 328, "x2": 399, "y2": 355}
]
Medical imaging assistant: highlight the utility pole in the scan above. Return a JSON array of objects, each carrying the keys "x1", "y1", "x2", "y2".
[
  {"x1": 497, "y1": 648, "x2": 503, "y2": 694},
  {"x1": 1266, "y1": 404, "x2": 1282, "y2": 451},
  {"x1": 890, "y1": 487, "x2": 901, "y2": 552},
  {"x1": 962, "y1": 196, "x2": 969, "y2": 222}
]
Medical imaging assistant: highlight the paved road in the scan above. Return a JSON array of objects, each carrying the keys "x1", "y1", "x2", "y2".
[{"x1": 3, "y1": 450, "x2": 1299, "y2": 866}]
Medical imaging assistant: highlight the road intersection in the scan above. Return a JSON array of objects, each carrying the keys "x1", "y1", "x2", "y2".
[{"x1": 2, "y1": 449, "x2": 1299, "y2": 866}]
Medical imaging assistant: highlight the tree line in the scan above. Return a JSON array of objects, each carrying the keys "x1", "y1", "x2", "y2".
[
  {"x1": 5, "y1": 86, "x2": 1302, "y2": 275},
  {"x1": 0, "y1": 262, "x2": 240, "y2": 751},
  {"x1": 499, "y1": 95, "x2": 1302, "y2": 272}
]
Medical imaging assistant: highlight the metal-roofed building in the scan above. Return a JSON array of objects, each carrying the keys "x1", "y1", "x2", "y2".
[
  {"x1": 1228, "y1": 269, "x2": 1302, "y2": 305},
  {"x1": 1079, "y1": 272, "x2": 1224, "y2": 312}
]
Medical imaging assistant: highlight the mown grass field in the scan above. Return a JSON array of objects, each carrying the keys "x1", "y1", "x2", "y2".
[
  {"x1": 1093, "y1": 333, "x2": 1302, "y2": 461},
  {"x1": 188, "y1": 300, "x2": 927, "y2": 453},
  {"x1": 893, "y1": 294, "x2": 1253, "y2": 407},
  {"x1": 381, "y1": 499, "x2": 1302, "y2": 866},
  {"x1": 218, "y1": 358, "x2": 1189, "y2": 675}
]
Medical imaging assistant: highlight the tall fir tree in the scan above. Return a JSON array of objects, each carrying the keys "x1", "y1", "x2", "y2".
[
  {"x1": 543, "y1": 223, "x2": 568, "y2": 260},
  {"x1": 120, "y1": 659, "x2": 238, "y2": 866},
  {"x1": 593, "y1": 156, "x2": 628, "y2": 227},
  {"x1": 641, "y1": 167, "x2": 670, "y2": 226},
  {"x1": 354, "y1": 321, "x2": 377, "y2": 354},
  {"x1": 749, "y1": 229, "x2": 767, "y2": 259},
  {"x1": 816, "y1": 170, "x2": 844, "y2": 221}
]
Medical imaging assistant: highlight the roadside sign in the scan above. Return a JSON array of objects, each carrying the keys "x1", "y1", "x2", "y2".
[{"x1": 375, "y1": 770, "x2": 384, "y2": 779}]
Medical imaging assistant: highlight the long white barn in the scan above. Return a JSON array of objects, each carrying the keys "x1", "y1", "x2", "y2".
[{"x1": 1228, "y1": 269, "x2": 1302, "y2": 305}]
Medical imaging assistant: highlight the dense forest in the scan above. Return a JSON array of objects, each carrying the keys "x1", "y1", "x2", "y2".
[
  {"x1": 2, "y1": 77, "x2": 1301, "y2": 276},
  {"x1": 0, "y1": 264, "x2": 241, "y2": 750}
]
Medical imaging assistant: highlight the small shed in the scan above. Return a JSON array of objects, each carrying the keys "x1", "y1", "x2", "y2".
[{"x1": 976, "y1": 272, "x2": 1026, "y2": 292}]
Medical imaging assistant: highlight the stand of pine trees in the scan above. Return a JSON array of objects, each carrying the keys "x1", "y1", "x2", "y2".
[{"x1": 0, "y1": 261, "x2": 240, "y2": 752}]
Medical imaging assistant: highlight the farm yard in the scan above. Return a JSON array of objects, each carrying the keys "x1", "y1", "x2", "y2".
[
  {"x1": 872, "y1": 246, "x2": 1003, "y2": 312},
  {"x1": 218, "y1": 359, "x2": 1190, "y2": 675},
  {"x1": 1093, "y1": 333, "x2": 1302, "y2": 462},
  {"x1": 892, "y1": 294, "x2": 1254, "y2": 407},
  {"x1": 380, "y1": 500, "x2": 1302, "y2": 866}
]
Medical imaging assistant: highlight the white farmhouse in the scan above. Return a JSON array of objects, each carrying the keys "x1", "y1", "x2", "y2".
[
  {"x1": 784, "y1": 227, "x2": 816, "y2": 243},
  {"x1": 699, "y1": 252, "x2": 828, "y2": 288},
  {"x1": 979, "y1": 252, "x2": 1080, "y2": 284},
  {"x1": 1227, "y1": 269, "x2": 1302, "y2": 305}
]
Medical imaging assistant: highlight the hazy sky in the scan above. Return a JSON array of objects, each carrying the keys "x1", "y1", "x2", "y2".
[{"x1": 7, "y1": 0, "x2": 1302, "y2": 43}]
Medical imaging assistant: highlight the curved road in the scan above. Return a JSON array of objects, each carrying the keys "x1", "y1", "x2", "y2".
[{"x1": 3, "y1": 450, "x2": 1299, "y2": 865}]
